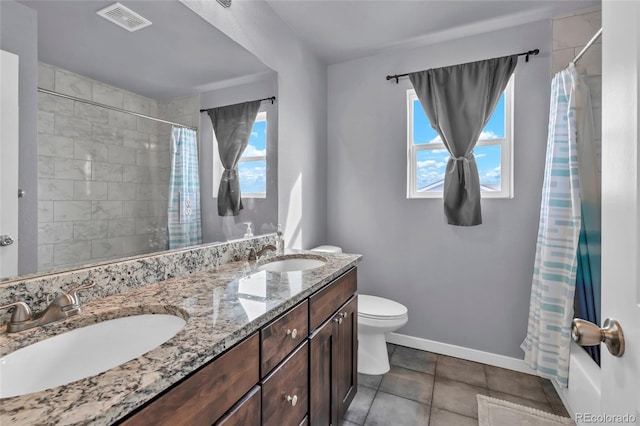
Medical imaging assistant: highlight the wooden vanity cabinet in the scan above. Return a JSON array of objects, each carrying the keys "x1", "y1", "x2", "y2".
[
  {"x1": 118, "y1": 267, "x2": 358, "y2": 426},
  {"x1": 308, "y1": 269, "x2": 358, "y2": 426}
]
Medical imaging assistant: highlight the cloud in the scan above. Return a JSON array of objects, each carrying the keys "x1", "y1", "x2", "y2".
[
  {"x1": 479, "y1": 130, "x2": 500, "y2": 140},
  {"x1": 474, "y1": 153, "x2": 487, "y2": 158},
  {"x1": 479, "y1": 165, "x2": 501, "y2": 184},
  {"x1": 242, "y1": 145, "x2": 266, "y2": 157},
  {"x1": 417, "y1": 159, "x2": 446, "y2": 169}
]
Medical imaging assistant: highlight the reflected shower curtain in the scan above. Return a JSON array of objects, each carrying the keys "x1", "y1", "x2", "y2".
[
  {"x1": 522, "y1": 65, "x2": 582, "y2": 387},
  {"x1": 168, "y1": 126, "x2": 202, "y2": 249}
]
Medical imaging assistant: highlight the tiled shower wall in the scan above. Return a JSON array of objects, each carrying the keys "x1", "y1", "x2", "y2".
[
  {"x1": 36, "y1": 63, "x2": 198, "y2": 272},
  {"x1": 552, "y1": 6, "x2": 602, "y2": 178}
]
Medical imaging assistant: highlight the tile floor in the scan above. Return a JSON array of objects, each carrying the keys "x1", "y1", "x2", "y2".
[{"x1": 342, "y1": 344, "x2": 570, "y2": 426}]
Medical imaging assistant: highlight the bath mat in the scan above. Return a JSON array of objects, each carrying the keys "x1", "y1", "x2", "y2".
[{"x1": 477, "y1": 395, "x2": 576, "y2": 426}]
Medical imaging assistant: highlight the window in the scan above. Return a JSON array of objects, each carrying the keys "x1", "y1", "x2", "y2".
[
  {"x1": 212, "y1": 110, "x2": 267, "y2": 199},
  {"x1": 407, "y1": 78, "x2": 513, "y2": 199},
  {"x1": 238, "y1": 111, "x2": 267, "y2": 198}
]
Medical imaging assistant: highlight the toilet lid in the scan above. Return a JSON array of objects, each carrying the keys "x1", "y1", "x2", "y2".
[{"x1": 358, "y1": 294, "x2": 407, "y2": 320}]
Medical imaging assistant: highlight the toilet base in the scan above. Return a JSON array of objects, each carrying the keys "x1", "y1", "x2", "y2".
[{"x1": 358, "y1": 332, "x2": 390, "y2": 375}]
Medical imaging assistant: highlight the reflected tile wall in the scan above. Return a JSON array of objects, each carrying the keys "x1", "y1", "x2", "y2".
[{"x1": 36, "y1": 63, "x2": 198, "y2": 272}]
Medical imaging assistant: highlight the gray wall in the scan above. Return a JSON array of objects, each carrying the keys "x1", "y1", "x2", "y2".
[
  {"x1": 199, "y1": 74, "x2": 279, "y2": 242},
  {"x1": 181, "y1": 0, "x2": 328, "y2": 250},
  {"x1": 0, "y1": 0, "x2": 38, "y2": 275},
  {"x1": 327, "y1": 20, "x2": 551, "y2": 358}
]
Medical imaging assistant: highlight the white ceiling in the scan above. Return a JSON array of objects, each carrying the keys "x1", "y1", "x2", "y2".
[
  {"x1": 20, "y1": 1, "x2": 274, "y2": 99},
  {"x1": 265, "y1": 0, "x2": 600, "y2": 64}
]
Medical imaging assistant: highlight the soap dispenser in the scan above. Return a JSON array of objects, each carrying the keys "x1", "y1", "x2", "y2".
[
  {"x1": 276, "y1": 224, "x2": 285, "y2": 255},
  {"x1": 243, "y1": 222, "x2": 254, "y2": 238}
]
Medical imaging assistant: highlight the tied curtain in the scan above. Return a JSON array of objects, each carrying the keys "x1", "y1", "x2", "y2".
[
  {"x1": 167, "y1": 126, "x2": 202, "y2": 249},
  {"x1": 521, "y1": 65, "x2": 583, "y2": 387},
  {"x1": 409, "y1": 55, "x2": 517, "y2": 226},
  {"x1": 207, "y1": 100, "x2": 261, "y2": 216}
]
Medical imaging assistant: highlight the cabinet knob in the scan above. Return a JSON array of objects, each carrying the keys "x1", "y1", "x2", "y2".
[
  {"x1": 286, "y1": 328, "x2": 298, "y2": 339},
  {"x1": 334, "y1": 317, "x2": 343, "y2": 324},
  {"x1": 340, "y1": 312, "x2": 348, "y2": 319},
  {"x1": 286, "y1": 394, "x2": 298, "y2": 406}
]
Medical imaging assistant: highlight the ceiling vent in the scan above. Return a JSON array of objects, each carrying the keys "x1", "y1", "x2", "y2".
[{"x1": 96, "y1": 3, "x2": 152, "y2": 32}]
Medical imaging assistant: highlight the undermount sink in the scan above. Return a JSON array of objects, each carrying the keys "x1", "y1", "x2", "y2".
[
  {"x1": 257, "y1": 255, "x2": 326, "y2": 273},
  {"x1": 0, "y1": 314, "x2": 186, "y2": 399}
]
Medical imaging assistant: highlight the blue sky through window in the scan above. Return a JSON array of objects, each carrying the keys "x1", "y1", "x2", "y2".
[
  {"x1": 413, "y1": 94, "x2": 504, "y2": 192},
  {"x1": 239, "y1": 118, "x2": 267, "y2": 194}
]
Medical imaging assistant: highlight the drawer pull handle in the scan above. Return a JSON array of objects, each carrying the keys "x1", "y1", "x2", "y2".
[
  {"x1": 286, "y1": 328, "x2": 298, "y2": 339},
  {"x1": 340, "y1": 312, "x2": 348, "y2": 319},
  {"x1": 286, "y1": 394, "x2": 298, "y2": 406},
  {"x1": 334, "y1": 317, "x2": 343, "y2": 325}
]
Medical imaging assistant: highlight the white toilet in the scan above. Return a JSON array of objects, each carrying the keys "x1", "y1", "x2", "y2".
[{"x1": 311, "y1": 245, "x2": 409, "y2": 375}]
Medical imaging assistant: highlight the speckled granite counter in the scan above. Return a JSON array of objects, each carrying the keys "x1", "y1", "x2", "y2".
[{"x1": 0, "y1": 251, "x2": 361, "y2": 426}]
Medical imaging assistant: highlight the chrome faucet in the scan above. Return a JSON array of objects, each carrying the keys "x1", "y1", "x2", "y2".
[
  {"x1": 247, "y1": 244, "x2": 277, "y2": 261},
  {"x1": 0, "y1": 282, "x2": 95, "y2": 333}
]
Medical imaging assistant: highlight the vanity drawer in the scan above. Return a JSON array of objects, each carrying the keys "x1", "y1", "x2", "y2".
[
  {"x1": 121, "y1": 333, "x2": 259, "y2": 426},
  {"x1": 309, "y1": 268, "x2": 357, "y2": 330},
  {"x1": 261, "y1": 300, "x2": 308, "y2": 376},
  {"x1": 262, "y1": 341, "x2": 309, "y2": 426},
  {"x1": 214, "y1": 386, "x2": 261, "y2": 426}
]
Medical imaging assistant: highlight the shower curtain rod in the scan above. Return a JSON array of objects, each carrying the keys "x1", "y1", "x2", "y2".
[
  {"x1": 572, "y1": 28, "x2": 603, "y2": 65},
  {"x1": 385, "y1": 49, "x2": 540, "y2": 83},
  {"x1": 37, "y1": 88, "x2": 198, "y2": 130},
  {"x1": 199, "y1": 96, "x2": 276, "y2": 113}
]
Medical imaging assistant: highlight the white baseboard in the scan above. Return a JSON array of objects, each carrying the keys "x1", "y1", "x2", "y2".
[{"x1": 386, "y1": 332, "x2": 537, "y2": 375}]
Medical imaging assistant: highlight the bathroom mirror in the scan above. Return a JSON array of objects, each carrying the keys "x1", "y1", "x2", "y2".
[{"x1": 0, "y1": 0, "x2": 278, "y2": 281}]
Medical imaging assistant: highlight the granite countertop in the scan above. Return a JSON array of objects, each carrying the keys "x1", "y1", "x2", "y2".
[{"x1": 0, "y1": 251, "x2": 362, "y2": 426}]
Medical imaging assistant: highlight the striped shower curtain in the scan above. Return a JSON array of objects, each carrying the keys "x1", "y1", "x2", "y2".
[
  {"x1": 521, "y1": 65, "x2": 582, "y2": 387},
  {"x1": 168, "y1": 126, "x2": 202, "y2": 249}
]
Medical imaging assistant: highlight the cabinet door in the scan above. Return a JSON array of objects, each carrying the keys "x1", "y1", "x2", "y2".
[
  {"x1": 336, "y1": 296, "x2": 358, "y2": 421},
  {"x1": 308, "y1": 316, "x2": 338, "y2": 426}
]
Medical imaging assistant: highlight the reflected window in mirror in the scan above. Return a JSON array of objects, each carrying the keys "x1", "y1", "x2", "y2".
[{"x1": 212, "y1": 108, "x2": 268, "y2": 199}]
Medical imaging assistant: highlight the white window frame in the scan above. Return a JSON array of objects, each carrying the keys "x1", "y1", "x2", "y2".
[
  {"x1": 213, "y1": 110, "x2": 267, "y2": 199},
  {"x1": 406, "y1": 77, "x2": 514, "y2": 199}
]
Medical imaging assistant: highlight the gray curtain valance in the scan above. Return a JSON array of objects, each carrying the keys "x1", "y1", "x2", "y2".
[
  {"x1": 409, "y1": 55, "x2": 517, "y2": 226},
  {"x1": 207, "y1": 100, "x2": 261, "y2": 216}
]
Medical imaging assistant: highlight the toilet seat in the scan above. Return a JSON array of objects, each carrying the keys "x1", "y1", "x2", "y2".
[{"x1": 358, "y1": 295, "x2": 407, "y2": 320}]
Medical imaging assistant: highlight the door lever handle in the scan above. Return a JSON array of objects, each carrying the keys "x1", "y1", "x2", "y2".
[{"x1": 571, "y1": 318, "x2": 625, "y2": 357}]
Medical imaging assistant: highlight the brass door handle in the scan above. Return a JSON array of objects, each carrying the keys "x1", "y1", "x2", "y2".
[{"x1": 571, "y1": 318, "x2": 625, "y2": 357}]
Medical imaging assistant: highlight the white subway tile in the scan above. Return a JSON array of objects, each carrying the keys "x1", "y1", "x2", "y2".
[
  {"x1": 74, "y1": 181, "x2": 109, "y2": 200},
  {"x1": 55, "y1": 69, "x2": 92, "y2": 100},
  {"x1": 55, "y1": 158, "x2": 91, "y2": 180},
  {"x1": 53, "y1": 241, "x2": 92, "y2": 265},
  {"x1": 38, "y1": 63, "x2": 55, "y2": 91},
  {"x1": 91, "y1": 200, "x2": 123, "y2": 219},
  {"x1": 55, "y1": 115, "x2": 92, "y2": 139},
  {"x1": 575, "y1": 42, "x2": 602, "y2": 76},
  {"x1": 74, "y1": 102, "x2": 109, "y2": 124},
  {"x1": 38, "y1": 111, "x2": 55, "y2": 135},
  {"x1": 123, "y1": 165, "x2": 150, "y2": 183},
  {"x1": 38, "y1": 222, "x2": 74, "y2": 244},
  {"x1": 74, "y1": 139, "x2": 109, "y2": 162},
  {"x1": 121, "y1": 235, "x2": 151, "y2": 256},
  {"x1": 53, "y1": 200, "x2": 92, "y2": 221},
  {"x1": 553, "y1": 10, "x2": 601, "y2": 50},
  {"x1": 107, "y1": 219, "x2": 136, "y2": 237},
  {"x1": 92, "y1": 123, "x2": 124, "y2": 145},
  {"x1": 123, "y1": 93, "x2": 150, "y2": 115},
  {"x1": 92, "y1": 162, "x2": 123, "y2": 182},
  {"x1": 74, "y1": 220, "x2": 108, "y2": 240},
  {"x1": 38, "y1": 156, "x2": 55, "y2": 178},
  {"x1": 39, "y1": 134, "x2": 75, "y2": 158},
  {"x1": 93, "y1": 82, "x2": 124, "y2": 108},
  {"x1": 38, "y1": 178, "x2": 74, "y2": 201},
  {"x1": 123, "y1": 129, "x2": 150, "y2": 150},
  {"x1": 122, "y1": 200, "x2": 149, "y2": 218},
  {"x1": 38, "y1": 92, "x2": 74, "y2": 115},
  {"x1": 109, "y1": 110, "x2": 138, "y2": 131},
  {"x1": 137, "y1": 116, "x2": 158, "y2": 134},
  {"x1": 38, "y1": 201, "x2": 54, "y2": 223},
  {"x1": 92, "y1": 237, "x2": 124, "y2": 259},
  {"x1": 107, "y1": 145, "x2": 137, "y2": 165},
  {"x1": 108, "y1": 182, "x2": 137, "y2": 200},
  {"x1": 38, "y1": 244, "x2": 54, "y2": 270}
]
